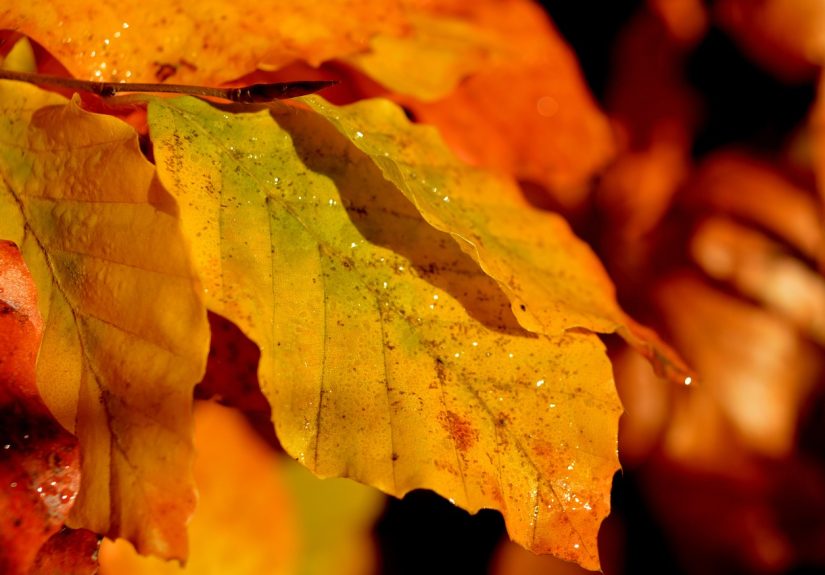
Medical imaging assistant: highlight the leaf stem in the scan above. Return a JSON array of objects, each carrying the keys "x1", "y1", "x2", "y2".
[{"x1": 0, "y1": 70, "x2": 336, "y2": 102}]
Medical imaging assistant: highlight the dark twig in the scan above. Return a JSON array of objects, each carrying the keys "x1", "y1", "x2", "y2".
[{"x1": 0, "y1": 70, "x2": 336, "y2": 102}]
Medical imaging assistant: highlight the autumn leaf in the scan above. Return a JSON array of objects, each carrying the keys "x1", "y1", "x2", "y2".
[
  {"x1": 0, "y1": 239, "x2": 42, "y2": 407},
  {"x1": 0, "y1": 0, "x2": 406, "y2": 84},
  {"x1": 148, "y1": 95, "x2": 620, "y2": 569},
  {"x1": 0, "y1": 81, "x2": 209, "y2": 559},
  {"x1": 370, "y1": 0, "x2": 616, "y2": 210}
]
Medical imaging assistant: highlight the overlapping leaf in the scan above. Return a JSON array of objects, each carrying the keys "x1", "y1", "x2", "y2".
[
  {"x1": 0, "y1": 81, "x2": 209, "y2": 560},
  {"x1": 356, "y1": 0, "x2": 617, "y2": 209},
  {"x1": 305, "y1": 96, "x2": 689, "y2": 381},
  {"x1": 148, "y1": 96, "x2": 620, "y2": 569}
]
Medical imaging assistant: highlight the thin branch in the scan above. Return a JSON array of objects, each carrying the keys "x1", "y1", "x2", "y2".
[{"x1": 0, "y1": 70, "x2": 336, "y2": 102}]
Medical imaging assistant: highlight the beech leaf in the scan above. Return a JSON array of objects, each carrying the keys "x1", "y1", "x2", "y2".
[
  {"x1": 0, "y1": 81, "x2": 209, "y2": 560},
  {"x1": 148, "y1": 95, "x2": 620, "y2": 570}
]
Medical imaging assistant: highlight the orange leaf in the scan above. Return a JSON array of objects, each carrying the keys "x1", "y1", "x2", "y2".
[
  {"x1": 0, "y1": 240, "x2": 42, "y2": 407},
  {"x1": 0, "y1": 0, "x2": 405, "y2": 84}
]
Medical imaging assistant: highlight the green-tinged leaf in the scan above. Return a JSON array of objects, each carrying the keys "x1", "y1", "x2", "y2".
[
  {"x1": 148, "y1": 95, "x2": 620, "y2": 570},
  {"x1": 305, "y1": 96, "x2": 690, "y2": 382},
  {"x1": 0, "y1": 81, "x2": 209, "y2": 560},
  {"x1": 303, "y1": 96, "x2": 621, "y2": 336}
]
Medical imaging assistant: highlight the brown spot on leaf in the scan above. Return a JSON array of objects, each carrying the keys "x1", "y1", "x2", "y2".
[
  {"x1": 154, "y1": 62, "x2": 177, "y2": 82},
  {"x1": 438, "y1": 410, "x2": 479, "y2": 453}
]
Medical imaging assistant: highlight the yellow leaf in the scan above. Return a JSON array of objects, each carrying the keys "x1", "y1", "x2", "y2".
[
  {"x1": 0, "y1": 81, "x2": 209, "y2": 559},
  {"x1": 0, "y1": 0, "x2": 405, "y2": 84},
  {"x1": 1, "y1": 37, "x2": 37, "y2": 73},
  {"x1": 148, "y1": 96, "x2": 620, "y2": 570}
]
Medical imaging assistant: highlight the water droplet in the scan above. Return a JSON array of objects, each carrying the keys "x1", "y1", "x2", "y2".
[
  {"x1": 432, "y1": 294, "x2": 439, "y2": 300},
  {"x1": 549, "y1": 403, "x2": 556, "y2": 409},
  {"x1": 2, "y1": 444, "x2": 9, "y2": 450},
  {"x1": 535, "y1": 379, "x2": 545, "y2": 388},
  {"x1": 90, "y1": 50, "x2": 96, "y2": 58},
  {"x1": 382, "y1": 281, "x2": 388, "y2": 289},
  {"x1": 573, "y1": 543, "x2": 580, "y2": 550},
  {"x1": 536, "y1": 96, "x2": 559, "y2": 118},
  {"x1": 113, "y1": 31, "x2": 121, "y2": 39},
  {"x1": 508, "y1": 353, "x2": 514, "y2": 359},
  {"x1": 442, "y1": 196, "x2": 450, "y2": 203},
  {"x1": 471, "y1": 341, "x2": 478, "y2": 347},
  {"x1": 122, "y1": 22, "x2": 130, "y2": 29},
  {"x1": 448, "y1": 498, "x2": 456, "y2": 505},
  {"x1": 350, "y1": 242, "x2": 358, "y2": 248},
  {"x1": 103, "y1": 38, "x2": 110, "y2": 46},
  {"x1": 454, "y1": 352, "x2": 461, "y2": 358},
  {"x1": 354, "y1": 131, "x2": 364, "y2": 139},
  {"x1": 273, "y1": 177, "x2": 280, "y2": 185},
  {"x1": 10, "y1": 482, "x2": 17, "y2": 488},
  {"x1": 684, "y1": 376, "x2": 692, "y2": 386}
]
